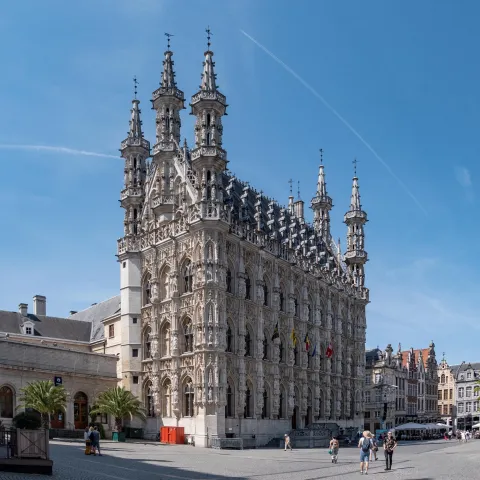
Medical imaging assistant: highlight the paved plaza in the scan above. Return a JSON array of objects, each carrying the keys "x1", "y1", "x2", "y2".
[{"x1": 1, "y1": 438, "x2": 479, "y2": 480}]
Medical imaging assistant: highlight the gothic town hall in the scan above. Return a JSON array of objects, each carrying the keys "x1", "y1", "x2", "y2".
[{"x1": 116, "y1": 36, "x2": 369, "y2": 447}]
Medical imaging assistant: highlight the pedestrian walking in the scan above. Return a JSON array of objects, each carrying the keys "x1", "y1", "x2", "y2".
[
  {"x1": 84, "y1": 426, "x2": 92, "y2": 455},
  {"x1": 284, "y1": 433, "x2": 293, "y2": 451},
  {"x1": 370, "y1": 436, "x2": 378, "y2": 461},
  {"x1": 329, "y1": 436, "x2": 339, "y2": 463},
  {"x1": 383, "y1": 431, "x2": 397, "y2": 471},
  {"x1": 358, "y1": 430, "x2": 372, "y2": 475},
  {"x1": 91, "y1": 426, "x2": 102, "y2": 456}
]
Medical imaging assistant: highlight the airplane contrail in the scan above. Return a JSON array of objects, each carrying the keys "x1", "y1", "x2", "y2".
[
  {"x1": 0, "y1": 144, "x2": 118, "y2": 159},
  {"x1": 240, "y1": 29, "x2": 427, "y2": 216}
]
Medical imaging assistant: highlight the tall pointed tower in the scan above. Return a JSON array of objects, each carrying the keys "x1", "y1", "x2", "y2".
[
  {"x1": 311, "y1": 149, "x2": 333, "y2": 240},
  {"x1": 190, "y1": 28, "x2": 228, "y2": 218},
  {"x1": 118, "y1": 82, "x2": 150, "y2": 395},
  {"x1": 344, "y1": 161, "x2": 368, "y2": 287}
]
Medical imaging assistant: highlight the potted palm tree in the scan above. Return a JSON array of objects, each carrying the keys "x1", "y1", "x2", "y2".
[
  {"x1": 89, "y1": 387, "x2": 146, "y2": 442},
  {"x1": 18, "y1": 380, "x2": 67, "y2": 434}
]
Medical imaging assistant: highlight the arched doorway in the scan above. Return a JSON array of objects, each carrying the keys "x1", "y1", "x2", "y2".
[{"x1": 74, "y1": 392, "x2": 88, "y2": 429}]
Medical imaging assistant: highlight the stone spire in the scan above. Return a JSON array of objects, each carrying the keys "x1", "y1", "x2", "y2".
[
  {"x1": 311, "y1": 149, "x2": 333, "y2": 239},
  {"x1": 190, "y1": 28, "x2": 228, "y2": 218},
  {"x1": 152, "y1": 34, "x2": 185, "y2": 153},
  {"x1": 200, "y1": 26, "x2": 217, "y2": 91},
  {"x1": 128, "y1": 98, "x2": 144, "y2": 141},
  {"x1": 120, "y1": 79, "x2": 150, "y2": 237},
  {"x1": 344, "y1": 160, "x2": 368, "y2": 287}
]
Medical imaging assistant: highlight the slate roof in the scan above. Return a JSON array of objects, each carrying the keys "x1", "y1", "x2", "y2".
[
  {"x1": 69, "y1": 295, "x2": 121, "y2": 342},
  {"x1": 365, "y1": 348, "x2": 381, "y2": 364},
  {"x1": 0, "y1": 310, "x2": 92, "y2": 342},
  {"x1": 450, "y1": 363, "x2": 480, "y2": 376},
  {"x1": 0, "y1": 295, "x2": 121, "y2": 343}
]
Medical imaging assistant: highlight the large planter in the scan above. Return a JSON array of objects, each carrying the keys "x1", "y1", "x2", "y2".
[{"x1": 112, "y1": 431, "x2": 126, "y2": 442}]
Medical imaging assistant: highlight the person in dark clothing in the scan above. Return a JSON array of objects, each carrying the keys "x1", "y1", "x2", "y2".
[{"x1": 383, "y1": 432, "x2": 397, "y2": 471}]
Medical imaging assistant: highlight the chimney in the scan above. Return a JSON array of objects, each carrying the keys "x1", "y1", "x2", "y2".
[
  {"x1": 33, "y1": 295, "x2": 46, "y2": 316},
  {"x1": 69, "y1": 310, "x2": 78, "y2": 316},
  {"x1": 18, "y1": 303, "x2": 28, "y2": 316}
]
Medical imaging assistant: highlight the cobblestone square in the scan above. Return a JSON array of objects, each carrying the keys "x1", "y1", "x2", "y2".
[{"x1": 1, "y1": 439, "x2": 479, "y2": 480}]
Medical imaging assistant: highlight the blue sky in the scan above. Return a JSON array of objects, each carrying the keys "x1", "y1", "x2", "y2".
[{"x1": 0, "y1": 0, "x2": 478, "y2": 364}]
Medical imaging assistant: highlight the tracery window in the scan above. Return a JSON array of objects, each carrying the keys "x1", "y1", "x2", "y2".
[
  {"x1": 294, "y1": 298, "x2": 299, "y2": 316},
  {"x1": 245, "y1": 275, "x2": 251, "y2": 300},
  {"x1": 145, "y1": 383, "x2": 155, "y2": 418},
  {"x1": 184, "y1": 380, "x2": 194, "y2": 417},
  {"x1": 245, "y1": 330, "x2": 252, "y2": 357},
  {"x1": 143, "y1": 276, "x2": 151, "y2": 306},
  {"x1": 263, "y1": 336, "x2": 268, "y2": 360},
  {"x1": 182, "y1": 260, "x2": 193, "y2": 294},
  {"x1": 262, "y1": 389, "x2": 269, "y2": 419},
  {"x1": 183, "y1": 318, "x2": 194, "y2": 353},
  {"x1": 263, "y1": 284, "x2": 268, "y2": 306},
  {"x1": 143, "y1": 328, "x2": 152, "y2": 359},
  {"x1": 225, "y1": 383, "x2": 234, "y2": 418},
  {"x1": 162, "y1": 380, "x2": 172, "y2": 417},
  {"x1": 226, "y1": 324, "x2": 233, "y2": 353},
  {"x1": 244, "y1": 383, "x2": 253, "y2": 418},
  {"x1": 226, "y1": 269, "x2": 232, "y2": 293},
  {"x1": 279, "y1": 340, "x2": 285, "y2": 363},
  {"x1": 279, "y1": 291, "x2": 285, "y2": 312}
]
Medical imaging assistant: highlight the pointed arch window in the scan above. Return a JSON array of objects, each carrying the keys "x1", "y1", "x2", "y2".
[
  {"x1": 245, "y1": 330, "x2": 252, "y2": 357},
  {"x1": 183, "y1": 318, "x2": 194, "y2": 353},
  {"x1": 143, "y1": 328, "x2": 152, "y2": 359},
  {"x1": 279, "y1": 340, "x2": 285, "y2": 363},
  {"x1": 294, "y1": 298, "x2": 299, "y2": 317},
  {"x1": 184, "y1": 380, "x2": 194, "y2": 417},
  {"x1": 263, "y1": 284, "x2": 268, "y2": 306},
  {"x1": 263, "y1": 336, "x2": 268, "y2": 360},
  {"x1": 294, "y1": 345, "x2": 299, "y2": 366},
  {"x1": 225, "y1": 383, "x2": 234, "y2": 418},
  {"x1": 182, "y1": 260, "x2": 193, "y2": 294},
  {"x1": 206, "y1": 113, "x2": 211, "y2": 127},
  {"x1": 143, "y1": 276, "x2": 151, "y2": 306},
  {"x1": 133, "y1": 157, "x2": 137, "y2": 170},
  {"x1": 262, "y1": 389, "x2": 269, "y2": 419},
  {"x1": 165, "y1": 108, "x2": 170, "y2": 131},
  {"x1": 146, "y1": 383, "x2": 155, "y2": 417},
  {"x1": 226, "y1": 269, "x2": 232, "y2": 293},
  {"x1": 279, "y1": 291, "x2": 285, "y2": 312},
  {"x1": 161, "y1": 322, "x2": 170, "y2": 357},
  {"x1": 279, "y1": 388, "x2": 285, "y2": 419},
  {"x1": 226, "y1": 324, "x2": 233, "y2": 353},
  {"x1": 244, "y1": 384, "x2": 253, "y2": 418},
  {"x1": 245, "y1": 275, "x2": 251, "y2": 300},
  {"x1": 162, "y1": 380, "x2": 172, "y2": 417}
]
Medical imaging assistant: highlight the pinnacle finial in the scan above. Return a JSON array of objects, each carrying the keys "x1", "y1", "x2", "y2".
[
  {"x1": 165, "y1": 32, "x2": 174, "y2": 51},
  {"x1": 319, "y1": 148, "x2": 324, "y2": 165},
  {"x1": 288, "y1": 178, "x2": 293, "y2": 196},
  {"x1": 206, "y1": 26, "x2": 212, "y2": 50},
  {"x1": 297, "y1": 181, "x2": 301, "y2": 200},
  {"x1": 133, "y1": 76, "x2": 138, "y2": 100},
  {"x1": 353, "y1": 158, "x2": 358, "y2": 177}
]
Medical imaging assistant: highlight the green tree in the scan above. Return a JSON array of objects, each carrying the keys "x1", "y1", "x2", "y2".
[
  {"x1": 18, "y1": 380, "x2": 66, "y2": 429},
  {"x1": 474, "y1": 379, "x2": 480, "y2": 395},
  {"x1": 89, "y1": 386, "x2": 146, "y2": 431}
]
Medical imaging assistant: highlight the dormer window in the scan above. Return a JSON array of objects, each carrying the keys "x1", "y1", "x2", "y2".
[{"x1": 23, "y1": 321, "x2": 34, "y2": 335}]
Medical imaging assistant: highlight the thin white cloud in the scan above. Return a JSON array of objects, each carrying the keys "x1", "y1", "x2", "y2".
[
  {"x1": 455, "y1": 166, "x2": 474, "y2": 202},
  {"x1": 0, "y1": 144, "x2": 117, "y2": 159},
  {"x1": 240, "y1": 29, "x2": 428, "y2": 216}
]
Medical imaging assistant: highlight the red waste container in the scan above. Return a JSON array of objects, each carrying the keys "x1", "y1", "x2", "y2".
[
  {"x1": 160, "y1": 427, "x2": 169, "y2": 443},
  {"x1": 168, "y1": 427, "x2": 185, "y2": 445}
]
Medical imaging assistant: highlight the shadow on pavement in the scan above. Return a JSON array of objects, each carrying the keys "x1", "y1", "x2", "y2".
[{"x1": 50, "y1": 442, "x2": 248, "y2": 480}]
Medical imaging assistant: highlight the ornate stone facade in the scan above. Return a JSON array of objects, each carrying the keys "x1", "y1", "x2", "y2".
[{"x1": 116, "y1": 37, "x2": 369, "y2": 447}]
